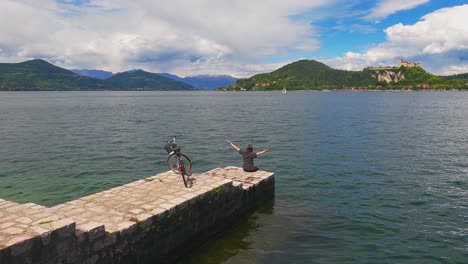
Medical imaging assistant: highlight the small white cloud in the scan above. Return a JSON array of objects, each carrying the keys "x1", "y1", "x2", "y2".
[
  {"x1": 344, "y1": 52, "x2": 361, "y2": 59},
  {"x1": 366, "y1": 0, "x2": 429, "y2": 21},
  {"x1": 439, "y1": 65, "x2": 468, "y2": 76}
]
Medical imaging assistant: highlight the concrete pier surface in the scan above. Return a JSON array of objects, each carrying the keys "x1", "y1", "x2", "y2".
[{"x1": 0, "y1": 166, "x2": 275, "y2": 263}]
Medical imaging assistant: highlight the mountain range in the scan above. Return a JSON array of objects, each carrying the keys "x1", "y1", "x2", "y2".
[
  {"x1": 71, "y1": 69, "x2": 113, "y2": 80},
  {"x1": 158, "y1": 73, "x2": 237, "y2": 90},
  {"x1": 105, "y1": 70, "x2": 194, "y2": 91},
  {"x1": 2, "y1": 59, "x2": 467, "y2": 91},
  {"x1": 71, "y1": 69, "x2": 237, "y2": 90}
]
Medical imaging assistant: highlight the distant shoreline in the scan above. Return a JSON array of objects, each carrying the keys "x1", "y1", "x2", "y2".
[
  {"x1": 217, "y1": 88, "x2": 467, "y2": 92},
  {"x1": 1, "y1": 89, "x2": 466, "y2": 93}
]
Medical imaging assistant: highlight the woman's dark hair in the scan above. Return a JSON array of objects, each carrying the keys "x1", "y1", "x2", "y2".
[{"x1": 246, "y1": 144, "x2": 253, "y2": 153}]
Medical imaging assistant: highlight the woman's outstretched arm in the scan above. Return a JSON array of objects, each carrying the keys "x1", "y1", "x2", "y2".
[
  {"x1": 256, "y1": 148, "x2": 270, "y2": 157},
  {"x1": 227, "y1": 140, "x2": 240, "y2": 152}
]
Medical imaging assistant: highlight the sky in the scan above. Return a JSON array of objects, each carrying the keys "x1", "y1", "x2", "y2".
[{"x1": 0, "y1": 0, "x2": 467, "y2": 77}]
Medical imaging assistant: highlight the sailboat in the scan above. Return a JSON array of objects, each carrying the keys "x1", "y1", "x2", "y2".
[{"x1": 282, "y1": 87, "x2": 287, "y2": 93}]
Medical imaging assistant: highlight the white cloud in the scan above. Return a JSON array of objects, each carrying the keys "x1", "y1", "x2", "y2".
[
  {"x1": 439, "y1": 65, "x2": 468, "y2": 76},
  {"x1": 366, "y1": 0, "x2": 430, "y2": 21},
  {"x1": 1, "y1": 1, "x2": 466, "y2": 77},
  {"x1": 0, "y1": 0, "x2": 332, "y2": 77},
  {"x1": 385, "y1": 6, "x2": 468, "y2": 54},
  {"x1": 324, "y1": 4, "x2": 468, "y2": 75}
]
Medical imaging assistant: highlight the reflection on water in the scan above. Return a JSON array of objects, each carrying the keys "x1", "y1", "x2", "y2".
[
  {"x1": 178, "y1": 198, "x2": 334, "y2": 264},
  {"x1": 178, "y1": 200, "x2": 275, "y2": 264}
]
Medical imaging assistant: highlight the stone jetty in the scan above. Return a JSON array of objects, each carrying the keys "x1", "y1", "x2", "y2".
[{"x1": 0, "y1": 166, "x2": 275, "y2": 263}]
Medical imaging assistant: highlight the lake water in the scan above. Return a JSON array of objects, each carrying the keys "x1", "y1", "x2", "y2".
[{"x1": 0, "y1": 91, "x2": 467, "y2": 263}]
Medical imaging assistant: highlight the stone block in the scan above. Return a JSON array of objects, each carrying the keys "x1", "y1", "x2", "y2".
[
  {"x1": 171, "y1": 197, "x2": 187, "y2": 205},
  {"x1": 115, "y1": 240, "x2": 128, "y2": 254},
  {"x1": 55, "y1": 239, "x2": 73, "y2": 257},
  {"x1": 75, "y1": 229, "x2": 86, "y2": 244},
  {"x1": 78, "y1": 222, "x2": 105, "y2": 242},
  {"x1": 158, "y1": 203, "x2": 175, "y2": 210},
  {"x1": 135, "y1": 213, "x2": 153, "y2": 223},
  {"x1": 129, "y1": 208, "x2": 143, "y2": 215},
  {"x1": 16, "y1": 217, "x2": 33, "y2": 225},
  {"x1": 160, "y1": 195, "x2": 176, "y2": 200},
  {"x1": 140, "y1": 204, "x2": 153, "y2": 211},
  {"x1": 0, "y1": 222, "x2": 15, "y2": 230},
  {"x1": 29, "y1": 225, "x2": 52, "y2": 245},
  {"x1": 116, "y1": 221, "x2": 137, "y2": 235},
  {"x1": 50, "y1": 219, "x2": 76, "y2": 239},
  {"x1": 1, "y1": 227, "x2": 25, "y2": 235},
  {"x1": 3, "y1": 233, "x2": 36, "y2": 256},
  {"x1": 150, "y1": 207, "x2": 166, "y2": 216},
  {"x1": 92, "y1": 234, "x2": 116, "y2": 252},
  {"x1": 30, "y1": 212, "x2": 52, "y2": 220}
]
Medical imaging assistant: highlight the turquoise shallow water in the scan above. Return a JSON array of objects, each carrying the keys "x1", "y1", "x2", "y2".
[{"x1": 0, "y1": 91, "x2": 467, "y2": 263}]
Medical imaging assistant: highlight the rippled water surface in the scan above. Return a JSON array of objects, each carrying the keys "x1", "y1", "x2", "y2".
[{"x1": 0, "y1": 91, "x2": 467, "y2": 263}]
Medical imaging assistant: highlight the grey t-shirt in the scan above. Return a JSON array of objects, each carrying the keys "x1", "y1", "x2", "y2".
[{"x1": 239, "y1": 149, "x2": 257, "y2": 172}]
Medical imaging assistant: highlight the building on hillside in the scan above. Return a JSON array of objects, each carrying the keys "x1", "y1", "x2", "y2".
[
  {"x1": 365, "y1": 66, "x2": 395, "y2": 71},
  {"x1": 366, "y1": 58, "x2": 421, "y2": 71},
  {"x1": 417, "y1": 83, "x2": 430, "y2": 89},
  {"x1": 398, "y1": 59, "x2": 420, "y2": 68}
]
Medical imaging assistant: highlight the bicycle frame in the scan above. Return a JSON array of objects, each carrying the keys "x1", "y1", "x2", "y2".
[{"x1": 176, "y1": 155, "x2": 185, "y2": 173}]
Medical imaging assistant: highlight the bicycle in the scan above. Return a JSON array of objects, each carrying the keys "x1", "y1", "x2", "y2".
[{"x1": 164, "y1": 136, "x2": 192, "y2": 187}]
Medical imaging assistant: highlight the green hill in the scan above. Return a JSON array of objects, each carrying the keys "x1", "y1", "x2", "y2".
[
  {"x1": 104, "y1": 70, "x2": 196, "y2": 91},
  {"x1": 0, "y1": 60, "x2": 196, "y2": 91},
  {"x1": 443, "y1": 72, "x2": 468, "y2": 80},
  {"x1": 439, "y1": 73, "x2": 468, "y2": 88},
  {"x1": 0, "y1": 59, "x2": 106, "y2": 91},
  {"x1": 222, "y1": 60, "x2": 468, "y2": 91},
  {"x1": 229, "y1": 60, "x2": 375, "y2": 91}
]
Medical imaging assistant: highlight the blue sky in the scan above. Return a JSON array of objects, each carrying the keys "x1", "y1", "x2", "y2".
[
  {"x1": 0, "y1": 0, "x2": 467, "y2": 77},
  {"x1": 302, "y1": 0, "x2": 467, "y2": 58}
]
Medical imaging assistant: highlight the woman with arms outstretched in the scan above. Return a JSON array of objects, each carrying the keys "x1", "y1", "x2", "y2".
[{"x1": 227, "y1": 140, "x2": 270, "y2": 172}]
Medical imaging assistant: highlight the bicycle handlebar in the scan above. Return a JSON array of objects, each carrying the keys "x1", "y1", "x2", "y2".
[{"x1": 168, "y1": 135, "x2": 182, "y2": 143}]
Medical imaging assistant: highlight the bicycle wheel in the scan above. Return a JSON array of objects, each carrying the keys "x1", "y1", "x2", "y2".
[{"x1": 167, "y1": 153, "x2": 192, "y2": 174}]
